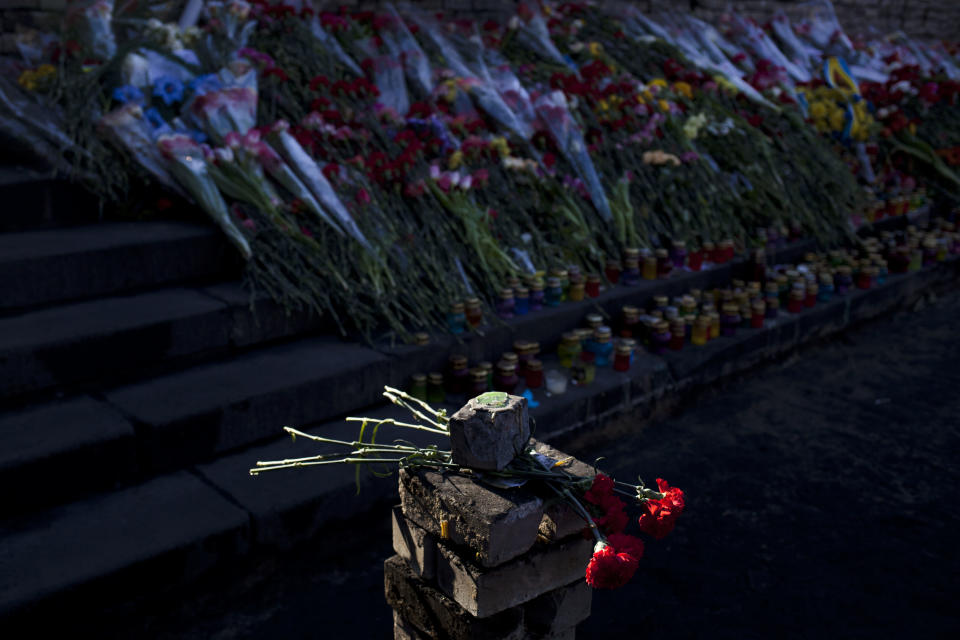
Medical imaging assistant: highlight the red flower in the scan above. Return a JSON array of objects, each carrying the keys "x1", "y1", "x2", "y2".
[
  {"x1": 264, "y1": 67, "x2": 289, "y2": 82},
  {"x1": 583, "y1": 473, "x2": 615, "y2": 505},
  {"x1": 309, "y1": 75, "x2": 331, "y2": 91},
  {"x1": 355, "y1": 188, "x2": 371, "y2": 205},
  {"x1": 637, "y1": 478, "x2": 685, "y2": 540},
  {"x1": 542, "y1": 152, "x2": 556, "y2": 169},
  {"x1": 585, "y1": 535, "x2": 644, "y2": 589}
]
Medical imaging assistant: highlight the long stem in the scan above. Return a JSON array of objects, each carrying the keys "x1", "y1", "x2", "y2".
[
  {"x1": 344, "y1": 416, "x2": 448, "y2": 436},
  {"x1": 548, "y1": 482, "x2": 604, "y2": 545}
]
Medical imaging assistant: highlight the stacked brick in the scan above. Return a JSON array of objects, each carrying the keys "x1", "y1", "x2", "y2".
[{"x1": 385, "y1": 440, "x2": 596, "y2": 639}]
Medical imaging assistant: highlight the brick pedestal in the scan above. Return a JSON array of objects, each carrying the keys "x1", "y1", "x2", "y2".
[{"x1": 386, "y1": 440, "x2": 595, "y2": 639}]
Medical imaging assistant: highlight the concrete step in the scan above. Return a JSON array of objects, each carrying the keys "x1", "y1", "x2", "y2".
[
  {"x1": 0, "y1": 470, "x2": 251, "y2": 625},
  {"x1": 0, "y1": 168, "x2": 100, "y2": 232},
  {"x1": 0, "y1": 221, "x2": 237, "y2": 312},
  {"x1": 104, "y1": 336, "x2": 395, "y2": 474},
  {"x1": 0, "y1": 283, "x2": 322, "y2": 403}
]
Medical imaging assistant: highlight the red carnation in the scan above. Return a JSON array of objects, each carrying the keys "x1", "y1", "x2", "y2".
[
  {"x1": 585, "y1": 535, "x2": 643, "y2": 589},
  {"x1": 583, "y1": 473, "x2": 615, "y2": 505},
  {"x1": 637, "y1": 478, "x2": 685, "y2": 540}
]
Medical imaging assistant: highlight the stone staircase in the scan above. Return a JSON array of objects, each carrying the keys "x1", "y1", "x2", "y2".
[{"x1": 1, "y1": 167, "x2": 956, "y2": 632}]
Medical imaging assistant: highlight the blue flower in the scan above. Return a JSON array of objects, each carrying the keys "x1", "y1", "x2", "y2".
[
  {"x1": 144, "y1": 107, "x2": 167, "y2": 131},
  {"x1": 153, "y1": 76, "x2": 185, "y2": 105},
  {"x1": 188, "y1": 129, "x2": 207, "y2": 143},
  {"x1": 112, "y1": 85, "x2": 144, "y2": 104}
]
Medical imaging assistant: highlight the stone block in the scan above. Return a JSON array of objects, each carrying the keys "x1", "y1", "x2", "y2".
[
  {"x1": 394, "y1": 611, "x2": 428, "y2": 639},
  {"x1": 434, "y1": 536, "x2": 593, "y2": 618},
  {"x1": 399, "y1": 467, "x2": 544, "y2": 568},
  {"x1": 449, "y1": 392, "x2": 530, "y2": 470},
  {"x1": 384, "y1": 555, "x2": 526, "y2": 640},
  {"x1": 524, "y1": 580, "x2": 592, "y2": 637},
  {"x1": 393, "y1": 506, "x2": 437, "y2": 580},
  {"x1": 530, "y1": 442, "x2": 594, "y2": 543}
]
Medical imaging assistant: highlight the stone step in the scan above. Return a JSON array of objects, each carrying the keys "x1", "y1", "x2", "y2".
[
  {"x1": 103, "y1": 336, "x2": 395, "y2": 474},
  {"x1": 0, "y1": 283, "x2": 322, "y2": 403},
  {"x1": 0, "y1": 470, "x2": 251, "y2": 625},
  {"x1": 0, "y1": 221, "x2": 237, "y2": 312},
  {"x1": 0, "y1": 167, "x2": 99, "y2": 232}
]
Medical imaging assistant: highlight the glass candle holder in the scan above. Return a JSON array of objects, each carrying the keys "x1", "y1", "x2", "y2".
[
  {"x1": 805, "y1": 283, "x2": 818, "y2": 307},
  {"x1": 788, "y1": 289, "x2": 805, "y2": 313},
  {"x1": 447, "y1": 355, "x2": 469, "y2": 394},
  {"x1": 613, "y1": 342, "x2": 632, "y2": 372},
  {"x1": 465, "y1": 297, "x2": 483, "y2": 329},
  {"x1": 525, "y1": 359, "x2": 544, "y2": 389},
  {"x1": 720, "y1": 239, "x2": 736, "y2": 263},
  {"x1": 530, "y1": 280, "x2": 545, "y2": 311},
  {"x1": 642, "y1": 256, "x2": 658, "y2": 281},
  {"x1": 688, "y1": 248, "x2": 703, "y2": 272},
  {"x1": 591, "y1": 326, "x2": 614, "y2": 366},
  {"x1": 655, "y1": 248, "x2": 671, "y2": 278},
  {"x1": 409, "y1": 373, "x2": 428, "y2": 402},
  {"x1": 545, "y1": 369, "x2": 568, "y2": 394},
  {"x1": 514, "y1": 286, "x2": 530, "y2": 316},
  {"x1": 622, "y1": 257, "x2": 641, "y2": 286},
  {"x1": 751, "y1": 300, "x2": 765, "y2": 329},
  {"x1": 621, "y1": 305, "x2": 641, "y2": 338},
  {"x1": 447, "y1": 302, "x2": 466, "y2": 334},
  {"x1": 653, "y1": 295, "x2": 669, "y2": 314},
  {"x1": 670, "y1": 241, "x2": 687, "y2": 269},
  {"x1": 558, "y1": 332, "x2": 581, "y2": 368},
  {"x1": 493, "y1": 361, "x2": 519, "y2": 394},
  {"x1": 765, "y1": 297, "x2": 779, "y2": 319},
  {"x1": 692, "y1": 316, "x2": 710, "y2": 346},
  {"x1": 550, "y1": 267, "x2": 569, "y2": 301},
  {"x1": 708, "y1": 311, "x2": 721, "y2": 339},
  {"x1": 721, "y1": 303, "x2": 740, "y2": 337},
  {"x1": 513, "y1": 341, "x2": 533, "y2": 375},
  {"x1": 496, "y1": 288, "x2": 515, "y2": 319},
  {"x1": 669, "y1": 319, "x2": 686, "y2": 351},
  {"x1": 818, "y1": 275, "x2": 834, "y2": 302},
  {"x1": 469, "y1": 367, "x2": 488, "y2": 397},
  {"x1": 604, "y1": 259, "x2": 621, "y2": 284},
  {"x1": 478, "y1": 361, "x2": 494, "y2": 391},
  {"x1": 568, "y1": 281, "x2": 585, "y2": 302},
  {"x1": 427, "y1": 372, "x2": 445, "y2": 404},
  {"x1": 585, "y1": 273, "x2": 601, "y2": 298},
  {"x1": 545, "y1": 277, "x2": 563, "y2": 307},
  {"x1": 651, "y1": 320, "x2": 671, "y2": 355},
  {"x1": 680, "y1": 296, "x2": 698, "y2": 319},
  {"x1": 702, "y1": 241, "x2": 716, "y2": 264}
]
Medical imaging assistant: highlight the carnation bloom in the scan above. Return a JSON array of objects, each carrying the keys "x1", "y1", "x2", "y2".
[
  {"x1": 637, "y1": 478, "x2": 685, "y2": 540},
  {"x1": 585, "y1": 534, "x2": 644, "y2": 589}
]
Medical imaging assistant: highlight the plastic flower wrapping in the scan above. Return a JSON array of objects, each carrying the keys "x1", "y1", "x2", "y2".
[{"x1": 1, "y1": 0, "x2": 958, "y2": 338}]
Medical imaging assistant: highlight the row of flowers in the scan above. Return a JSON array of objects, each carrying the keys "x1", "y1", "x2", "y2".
[{"x1": 1, "y1": 0, "x2": 958, "y2": 338}]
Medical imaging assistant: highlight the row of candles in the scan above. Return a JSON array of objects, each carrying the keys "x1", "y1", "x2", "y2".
[
  {"x1": 442, "y1": 229, "x2": 808, "y2": 334},
  {"x1": 414, "y1": 220, "x2": 958, "y2": 403}
]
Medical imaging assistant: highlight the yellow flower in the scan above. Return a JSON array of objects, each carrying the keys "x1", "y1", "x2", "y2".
[
  {"x1": 658, "y1": 99, "x2": 670, "y2": 113},
  {"x1": 490, "y1": 136, "x2": 510, "y2": 157},
  {"x1": 649, "y1": 78, "x2": 668, "y2": 88},
  {"x1": 448, "y1": 150, "x2": 464, "y2": 170},
  {"x1": 17, "y1": 70, "x2": 38, "y2": 91},
  {"x1": 909, "y1": 122, "x2": 917, "y2": 135},
  {"x1": 588, "y1": 42, "x2": 603, "y2": 56},
  {"x1": 642, "y1": 90, "x2": 653, "y2": 103},
  {"x1": 828, "y1": 109, "x2": 846, "y2": 131},
  {"x1": 609, "y1": 95, "x2": 623, "y2": 106},
  {"x1": 598, "y1": 99, "x2": 609, "y2": 112},
  {"x1": 35, "y1": 64, "x2": 56, "y2": 78},
  {"x1": 673, "y1": 81, "x2": 692, "y2": 99},
  {"x1": 809, "y1": 101, "x2": 827, "y2": 119}
]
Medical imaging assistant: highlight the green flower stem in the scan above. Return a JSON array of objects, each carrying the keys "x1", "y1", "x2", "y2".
[{"x1": 344, "y1": 417, "x2": 449, "y2": 436}]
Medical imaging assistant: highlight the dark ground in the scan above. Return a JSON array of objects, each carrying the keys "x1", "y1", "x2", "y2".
[{"x1": 107, "y1": 290, "x2": 960, "y2": 639}]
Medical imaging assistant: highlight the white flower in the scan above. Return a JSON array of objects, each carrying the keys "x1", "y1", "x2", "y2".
[
  {"x1": 508, "y1": 16, "x2": 521, "y2": 30},
  {"x1": 570, "y1": 41, "x2": 585, "y2": 53},
  {"x1": 459, "y1": 175, "x2": 473, "y2": 190},
  {"x1": 121, "y1": 52, "x2": 150, "y2": 88}
]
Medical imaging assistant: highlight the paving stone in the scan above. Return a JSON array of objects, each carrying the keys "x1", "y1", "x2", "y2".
[
  {"x1": 0, "y1": 288, "x2": 229, "y2": 400},
  {"x1": 196, "y1": 403, "x2": 447, "y2": 548},
  {"x1": 105, "y1": 337, "x2": 391, "y2": 472},
  {"x1": 393, "y1": 506, "x2": 437, "y2": 580},
  {"x1": 449, "y1": 393, "x2": 530, "y2": 470},
  {"x1": 523, "y1": 580, "x2": 592, "y2": 637},
  {"x1": 0, "y1": 471, "x2": 251, "y2": 619},
  {"x1": 0, "y1": 221, "x2": 233, "y2": 311},
  {"x1": 434, "y1": 535, "x2": 593, "y2": 618},
  {"x1": 399, "y1": 466, "x2": 544, "y2": 568},
  {"x1": 0, "y1": 396, "x2": 136, "y2": 513},
  {"x1": 384, "y1": 555, "x2": 526, "y2": 640}
]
